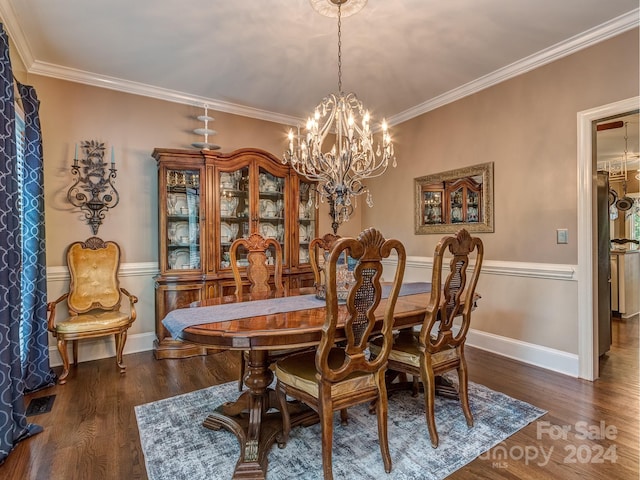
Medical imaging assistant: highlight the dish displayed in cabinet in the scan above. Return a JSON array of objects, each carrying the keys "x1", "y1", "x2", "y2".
[
  {"x1": 170, "y1": 221, "x2": 191, "y2": 245},
  {"x1": 221, "y1": 222, "x2": 239, "y2": 244},
  {"x1": 220, "y1": 196, "x2": 239, "y2": 217},
  {"x1": 220, "y1": 171, "x2": 241, "y2": 190},
  {"x1": 167, "y1": 193, "x2": 188, "y2": 215},
  {"x1": 259, "y1": 199, "x2": 279, "y2": 218},
  {"x1": 259, "y1": 173, "x2": 281, "y2": 193},
  {"x1": 169, "y1": 249, "x2": 192, "y2": 270},
  {"x1": 259, "y1": 222, "x2": 282, "y2": 241}
]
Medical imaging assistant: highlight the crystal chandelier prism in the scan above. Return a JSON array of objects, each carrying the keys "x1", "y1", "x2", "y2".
[{"x1": 284, "y1": 0, "x2": 396, "y2": 232}]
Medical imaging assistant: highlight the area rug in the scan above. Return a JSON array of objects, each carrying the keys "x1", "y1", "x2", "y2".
[{"x1": 135, "y1": 379, "x2": 545, "y2": 480}]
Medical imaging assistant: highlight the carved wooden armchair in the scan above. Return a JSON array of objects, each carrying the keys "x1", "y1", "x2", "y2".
[
  {"x1": 371, "y1": 228, "x2": 483, "y2": 448},
  {"x1": 47, "y1": 237, "x2": 138, "y2": 384},
  {"x1": 229, "y1": 232, "x2": 284, "y2": 390},
  {"x1": 275, "y1": 228, "x2": 407, "y2": 480}
]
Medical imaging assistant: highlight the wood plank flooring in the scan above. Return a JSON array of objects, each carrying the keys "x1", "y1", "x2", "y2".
[{"x1": 3, "y1": 315, "x2": 638, "y2": 480}]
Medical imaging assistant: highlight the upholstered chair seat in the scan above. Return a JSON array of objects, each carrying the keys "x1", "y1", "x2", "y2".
[{"x1": 54, "y1": 310, "x2": 132, "y2": 334}]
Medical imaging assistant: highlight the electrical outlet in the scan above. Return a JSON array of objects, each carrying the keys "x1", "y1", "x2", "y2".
[{"x1": 557, "y1": 228, "x2": 568, "y2": 244}]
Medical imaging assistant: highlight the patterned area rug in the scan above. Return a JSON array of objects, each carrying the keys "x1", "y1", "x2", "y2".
[{"x1": 135, "y1": 379, "x2": 545, "y2": 480}]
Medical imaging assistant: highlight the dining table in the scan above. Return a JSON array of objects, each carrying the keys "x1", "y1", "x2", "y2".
[{"x1": 161, "y1": 283, "x2": 433, "y2": 479}]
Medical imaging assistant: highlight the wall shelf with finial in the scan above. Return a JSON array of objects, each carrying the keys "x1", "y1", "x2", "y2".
[{"x1": 192, "y1": 104, "x2": 220, "y2": 151}]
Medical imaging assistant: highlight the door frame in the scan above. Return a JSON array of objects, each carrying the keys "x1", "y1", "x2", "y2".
[{"x1": 577, "y1": 96, "x2": 639, "y2": 380}]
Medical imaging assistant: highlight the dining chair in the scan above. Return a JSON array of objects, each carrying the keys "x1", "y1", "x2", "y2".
[
  {"x1": 229, "y1": 232, "x2": 284, "y2": 297},
  {"x1": 309, "y1": 233, "x2": 341, "y2": 287},
  {"x1": 370, "y1": 228, "x2": 483, "y2": 448},
  {"x1": 275, "y1": 228, "x2": 406, "y2": 480},
  {"x1": 229, "y1": 232, "x2": 284, "y2": 390},
  {"x1": 47, "y1": 237, "x2": 138, "y2": 385}
]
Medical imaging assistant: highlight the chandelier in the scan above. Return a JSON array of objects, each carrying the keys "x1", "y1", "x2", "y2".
[{"x1": 283, "y1": 0, "x2": 396, "y2": 232}]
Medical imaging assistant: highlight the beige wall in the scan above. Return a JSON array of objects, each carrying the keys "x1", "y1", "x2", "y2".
[
  {"x1": 364, "y1": 28, "x2": 639, "y2": 264},
  {"x1": 24, "y1": 77, "x2": 334, "y2": 265}
]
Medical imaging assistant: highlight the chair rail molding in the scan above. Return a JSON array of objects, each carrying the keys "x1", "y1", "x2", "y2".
[{"x1": 383, "y1": 256, "x2": 580, "y2": 377}]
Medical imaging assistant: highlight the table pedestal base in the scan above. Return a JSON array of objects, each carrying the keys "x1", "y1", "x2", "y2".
[{"x1": 202, "y1": 350, "x2": 316, "y2": 479}]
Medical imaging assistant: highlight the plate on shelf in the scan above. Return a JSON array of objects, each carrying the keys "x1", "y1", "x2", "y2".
[
  {"x1": 168, "y1": 193, "x2": 188, "y2": 215},
  {"x1": 172, "y1": 221, "x2": 190, "y2": 244},
  {"x1": 169, "y1": 249, "x2": 191, "y2": 270},
  {"x1": 221, "y1": 222, "x2": 239, "y2": 243},
  {"x1": 260, "y1": 199, "x2": 277, "y2": 218},
  {"x1": 259, "y1": 223, "x2": 278, "y2": 239}
]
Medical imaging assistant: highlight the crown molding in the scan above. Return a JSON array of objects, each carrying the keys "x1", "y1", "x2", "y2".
[
  {"x1": 1, "y1": 2, "x2": 637, "y2": 127},
  {"x1": 389, "y1": 8, "x2": 640, "y2": 126},
  {"x1": 27, "y1": 60, "x2": 303, "y2": 126}
]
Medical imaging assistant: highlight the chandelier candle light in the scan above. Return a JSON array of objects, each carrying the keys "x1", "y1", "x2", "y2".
[{"x1": 284, "y1": 0, "x2": 396, "y2": 232}]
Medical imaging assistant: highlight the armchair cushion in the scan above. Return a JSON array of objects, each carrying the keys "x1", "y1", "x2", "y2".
[{"x1": 55, "y1": 310, "x2": 132, "y2": 334}]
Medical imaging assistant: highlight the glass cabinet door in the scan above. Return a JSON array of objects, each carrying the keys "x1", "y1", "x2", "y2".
[
  {"x1": 257, "y1": 167, "x2": 286, "y2": 263},
  {"x1": 467, "y1": 190, "x2": 480, "y2": 223},
  {"x1": 219, "y1": 166, "x2": 250, "y2": 269},
  {"x1": 422, "y1": 189, "x2": 443, "y2": 225},
  {"x1": 298, "y1": 179, "x2": 316, "y2": 264},
  {"x1": 166, "y1": 169, "x2": 201, "y2": 270},
  {"x1": 449, "y1": 186, "x2": 464, "y2": 223}
]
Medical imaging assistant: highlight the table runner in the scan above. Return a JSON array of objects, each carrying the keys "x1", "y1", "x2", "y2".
[{"x1": 162, "y1": 282, "x2": 430, "y2": 339}]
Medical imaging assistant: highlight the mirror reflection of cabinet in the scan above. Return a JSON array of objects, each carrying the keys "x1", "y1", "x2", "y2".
[
  {"x1": 415, "y1": 162, "x2": 494, "y2": 234},
  {"x1": 153, "y1": 148, "x2": 318, "y2": 359}
]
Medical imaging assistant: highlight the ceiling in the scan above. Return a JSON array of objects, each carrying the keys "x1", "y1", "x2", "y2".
[{"x1": 1, "y1": 0, "x2": 638, "y2": 158}]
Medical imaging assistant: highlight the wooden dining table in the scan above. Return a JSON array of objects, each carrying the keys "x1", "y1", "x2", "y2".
[{"x1": 163, "y1": 285, "x2": 432, "y2": 479}]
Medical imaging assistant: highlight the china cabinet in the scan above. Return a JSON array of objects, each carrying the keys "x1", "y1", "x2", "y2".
[
  {"x1": 153, "y1": 148, "x2": 317, "y2": 358},
  {"x1": 419, "y1": 177, "x2": 482, "y2": 226}
]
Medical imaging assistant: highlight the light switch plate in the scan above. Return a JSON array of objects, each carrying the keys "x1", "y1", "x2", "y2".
[{"x1": 557, "y1": 228, "x2": 568, "y2": 244}]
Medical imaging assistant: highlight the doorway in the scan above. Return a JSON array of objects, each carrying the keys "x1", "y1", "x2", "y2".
[{"x1": 577, "y1": 96, "x2": 639, "y2": 380}]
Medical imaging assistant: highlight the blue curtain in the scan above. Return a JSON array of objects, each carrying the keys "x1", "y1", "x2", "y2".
[
  {"x1": 17, "y1": 81, "x2": 55, "y2": 392},
  {"x1": 0, "y1": 24, "x2": 44, "y2": 464}
]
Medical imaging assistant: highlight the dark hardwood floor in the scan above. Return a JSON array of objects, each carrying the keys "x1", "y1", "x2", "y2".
[{"x1": 4, "y1": 315, "x2": 638, "y2": 480}]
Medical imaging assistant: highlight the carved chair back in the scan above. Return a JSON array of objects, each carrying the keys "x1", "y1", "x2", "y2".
[
  {"x1": 318, "y1": 228, "x2": 406, "y2": 382},
  {"x1": 229, "y1": 232, "x2": 284, "y2": 297},
  {"x1": 420, "y1": 228, "x2": 484, "y2": 353},
  {"x1": 309, "y1": 233, "x2": 341, "y2": 287},
  {"x1": 67, "y1": 236, "x2": 122, "y2": 313}
]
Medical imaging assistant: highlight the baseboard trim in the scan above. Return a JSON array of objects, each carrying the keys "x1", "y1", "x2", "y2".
[
  {"x1": 466, "y1": 328, "x2": 579, "y2": 378},
  {"x1": 50, "y1": 328, "x2": 579, "y2": 379},
  {"x1": 48, "y1": 332, "x2": 157, "y2": 367}
]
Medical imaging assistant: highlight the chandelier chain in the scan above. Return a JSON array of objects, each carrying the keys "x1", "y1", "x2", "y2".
[{"x1": 337, "y1": 3, "x2": 342, "y2": 93}]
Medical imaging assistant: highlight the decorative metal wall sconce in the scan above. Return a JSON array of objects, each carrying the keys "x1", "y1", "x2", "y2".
[{"x1": 67, "y1": 140, "x2": 119, "y2": 235}]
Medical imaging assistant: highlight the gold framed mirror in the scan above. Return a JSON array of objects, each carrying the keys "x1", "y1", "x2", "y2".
[{"x1": 415, "y1": 162, "x2": 494, "y2": 234}]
